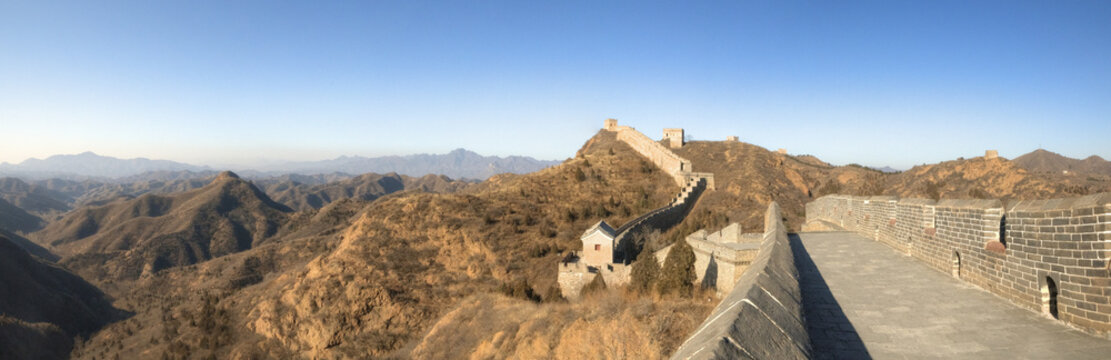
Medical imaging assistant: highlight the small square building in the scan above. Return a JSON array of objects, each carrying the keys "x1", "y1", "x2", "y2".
[
  {"x1": 663, "y1": 128, "x2": 684, "y2": 149},
  {"x1": 580, "y1": 220, "x2": 616, "y2": 266},
  {"x1": 604, "y1": 118, "x2": 618, "y2": 131}
]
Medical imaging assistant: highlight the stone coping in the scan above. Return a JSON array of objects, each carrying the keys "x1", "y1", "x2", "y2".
[
  {"x1": 1007, "y1": 192, "x2": 1111, "y2": 212},
  {"x1": 671, "y1": 202, "x2": 810, "y2": 360}
]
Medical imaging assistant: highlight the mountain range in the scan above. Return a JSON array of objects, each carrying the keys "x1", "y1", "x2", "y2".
[
  {"x1": 3, "y1": 134, "x2": 1110, "y2": 359},
  {"x1": 1012, "y1": 149, "x2": 1111, "y2": 176},
  {"x1": 0, "y1": 149, "x2": 560, "y2": 181}
]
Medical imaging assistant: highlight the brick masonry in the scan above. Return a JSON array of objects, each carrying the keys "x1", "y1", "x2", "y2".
[{"x1": 806, "y1": 193, "x2": 1111, "y2": 336}]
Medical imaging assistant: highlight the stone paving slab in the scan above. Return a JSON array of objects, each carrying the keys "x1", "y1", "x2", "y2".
[{"x1": 794, "y1": 231, "x2": 1111, "y2": 359}]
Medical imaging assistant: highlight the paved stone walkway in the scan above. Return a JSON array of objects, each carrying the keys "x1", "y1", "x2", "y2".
[{"x1": 794, "y1": 231, "x2": 1111, "y2": 359}]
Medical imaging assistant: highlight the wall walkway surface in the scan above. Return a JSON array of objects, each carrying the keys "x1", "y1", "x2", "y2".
[
  {"x1": 806, "y1": 193, "x2": 1111, "y2": 335},
  {"x1": 671, "y1": 202, "x2": 812, "y2": 360}
]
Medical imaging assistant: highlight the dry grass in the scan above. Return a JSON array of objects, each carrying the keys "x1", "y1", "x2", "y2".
[{"x1": 406, "y1": 287, "x2": 716, "y2": 359}]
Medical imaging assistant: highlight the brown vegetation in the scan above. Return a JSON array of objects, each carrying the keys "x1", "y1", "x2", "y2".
[
  {"x1": 406, "y1": 290, "x2": 714, "y2": 359},
  {"x1": 33, "y1": 171, "x2": 292, "y2": 283}
]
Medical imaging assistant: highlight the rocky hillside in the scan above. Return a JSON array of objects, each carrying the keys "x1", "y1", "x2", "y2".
[
  {"x1": 70, "y1": 130, "x2": 698, "y2": 359},
  {"x1": 32, "y1": 171, "x2": 292, "y2": 283},
  {"x1": 670, "y1": 140, "x2": 878, "y2": 234},
  {"x1": 881, "y1": 156, "x2": 1108, "y2": 200},
  {"x1": 0, "y1": 235, "x2": 121, "y2": 360},
  {"x1": 0, "y1": 197, "x2": 44, "y2": 234},
  {"x1": 1013, "y1": 149, "x2": 1111, "y2": 176},
  {"x1": 0, "y1": 177, "x2": 71, "y2": 218},
  {"x1": 665, "y1": 141, "x2": 1111, "y2": 239}
]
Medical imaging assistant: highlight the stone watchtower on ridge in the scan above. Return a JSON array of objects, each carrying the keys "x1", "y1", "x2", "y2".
[
  {"x1": 604, "y1": 118, "x2": 619, "y2": 131},
  {"x1": 663, "y1": 128, "x2": 684, "y2": 149}
]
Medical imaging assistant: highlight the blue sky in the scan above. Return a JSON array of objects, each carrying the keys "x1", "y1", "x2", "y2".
[{"x1": 1, "y1": 1, "x2": 1108, "y2": 169}]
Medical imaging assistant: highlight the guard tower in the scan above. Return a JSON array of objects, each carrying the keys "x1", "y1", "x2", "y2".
[
  {"x1": 604, "y1": 118, "x2": 618, "y2": 130},
  {"x1": 663, "y1": 128, "x2": 684, "y2": 149},
  {"x1": 985, "y1": 150, "x2": 999, "y2": 159}
]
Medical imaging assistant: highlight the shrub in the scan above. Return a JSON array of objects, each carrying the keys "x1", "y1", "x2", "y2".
[
  {"x1": 628, "y1": 251, "x2": 660, "y2": 295},
  {"x1": 498, "y1": 278, "x2": 541, "y2": 303},
  {"x1": 543, "y1": 284, "x2": 565, "y2": 303},
  {"x1": 924, "y1": 181, "x2": 943, "y2": 200},
  {"x1": 581, "y1": 274, "x2": 607, "y2": 296},
  {"x1": 574, "y1": 167, "x2": 587, "y2": 182},
  {"x1": 657, "y1": 239, "x2": 695, "y2": 298}
]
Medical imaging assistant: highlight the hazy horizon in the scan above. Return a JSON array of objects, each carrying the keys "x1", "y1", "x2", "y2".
[{"x1": 3, "y1": 1, "x2": 1109, "y2": 170}]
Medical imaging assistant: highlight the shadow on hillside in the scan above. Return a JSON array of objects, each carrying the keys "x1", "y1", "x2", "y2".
[{"x1": 790, "y1": 233, "x2": 871, "y2": 360}]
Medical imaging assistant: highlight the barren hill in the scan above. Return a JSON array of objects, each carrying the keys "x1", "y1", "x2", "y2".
[
  {"x1": 1013, "y1": 149, "x2": 1111, "y2": 176},
  {"x1": 33, "y1": 171, "x2": 292, "y2": 282},
  {"x1": 0, "y1": 235, "x2": 121, "y2": 360},
  {"x1": 36, "y1": 129, "x2": 1111, "y2": 359},
  {"x1": 69, "y1": 130, "x2": 716, "y2": 359},
  {"x1": 880, "y1": 156, "x2": 1107, "y2": 200},
  {"x1": 0, "y1": 177, "x2": 71, "y2": 217},
  {"x1": 0, "y1": 197, "x2": 44, "y2": 234},
  {"x1": 669, "y1": 140, "x2": 878, "y2": 234}
]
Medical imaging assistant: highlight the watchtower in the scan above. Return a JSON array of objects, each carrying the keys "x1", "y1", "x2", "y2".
[
  {"x1": 726, "y1": 136, "x2": 738, "y2": 142},
  {"x1": 985, "y1": 150, "x2": 999, "y2": 159},
  {"x1": 663, "y1": 128, "x2": 684, "y2": 149},
  {"x1": 604, "y1": 118, "x2": 618, "y2": 131}
]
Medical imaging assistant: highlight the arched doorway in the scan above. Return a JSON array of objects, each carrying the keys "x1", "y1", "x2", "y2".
[{"x1": 1043, "y1": 276, "x2": 1059, "y2": 319}]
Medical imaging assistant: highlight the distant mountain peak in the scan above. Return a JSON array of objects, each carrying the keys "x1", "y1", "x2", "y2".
[
  {"x1": 215, "y1": 170, "x2": 241, "y2": 181},
  {"x1": 1013, "y1": 149, "x2": 1111, "y2": 176}
]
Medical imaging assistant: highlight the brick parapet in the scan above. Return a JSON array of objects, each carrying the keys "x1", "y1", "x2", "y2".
[
  {"x1": 806, "y1": 193, "x2": 1111, "y2": 335},
  {"x1": 684, "y1": 226, "x2": 761, "y2": 296}
]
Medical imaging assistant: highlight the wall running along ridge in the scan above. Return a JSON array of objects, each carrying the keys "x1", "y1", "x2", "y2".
[
  {"x1": 557, "y1": 122, "x2": 718, "y2": 300},
  {"x1": 557, "y1": 176, "x2": 708, "y2": 299},
  {"x1": 806, "y1": 193, "x2": 1111, "y2": 336},
  {"x1": 671, "y1": 202, "x2": 812, "y2": 360},
  {"x1": 609, "y1": 125, "x2": 710, "y2": 188},
  {"x1": 613, "y1": 177, "x2": 708, "y2": 259}
]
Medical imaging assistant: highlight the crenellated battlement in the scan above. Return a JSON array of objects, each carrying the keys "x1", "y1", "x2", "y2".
[{"x1": 806, "y1": 193, "x2": 1111, "y2": 336}]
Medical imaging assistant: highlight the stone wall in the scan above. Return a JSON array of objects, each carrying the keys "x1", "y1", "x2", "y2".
[
  {"x1": 557, "y1": 261, "x2": 632, "y2": 299},
  {"x1": 671, "y1": 202, "x2": 811, "y2": 360},
  {"x1": 806, "y1": 193, "x2": 1111, "y2": 335},
  {"x1": 611, "y1": 125, "x2": 692, "y2": 186},
  {"x1": 613, "y1": 177, "x2": 707, "y2": 261},
  {"x1": 685, "y1": 228, "x2": 760, "y2": 296},
  {"x1": 558, "y1": 176, "x2": 708, "y2": 300}
]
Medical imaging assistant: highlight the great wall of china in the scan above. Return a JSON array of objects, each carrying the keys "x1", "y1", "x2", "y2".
[
  {"x1": 558, "y1": 120, "x2": 715, "y2": 299},
  {"x1": 805, "y1": 193, "x2": 1111, "y2": 336},
  {"x1": 563, "y1": 120, "x2": 1111, "y2": 358},
  {"x1": 673, "y1": 202, "x2": 812, "y2": 359}
]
